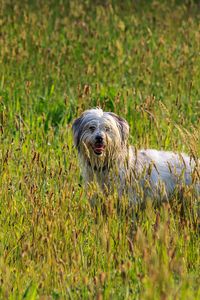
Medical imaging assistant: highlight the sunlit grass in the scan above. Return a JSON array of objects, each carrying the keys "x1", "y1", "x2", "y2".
[{"x1": 0, "y1": 0, "x2": 199, "y2": 299}]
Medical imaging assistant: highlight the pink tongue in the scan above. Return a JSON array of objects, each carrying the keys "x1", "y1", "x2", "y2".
[{"x1": 95, "y1": 146, "x2": 103, "y2": 152}]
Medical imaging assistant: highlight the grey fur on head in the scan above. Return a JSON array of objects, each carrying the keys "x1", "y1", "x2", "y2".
[
  {"x1": 72, "y1": 108, "x2": 129, "y2": 149},
  {"x1": 72, "y1": 108, "x2": 199, "y2": 203}
]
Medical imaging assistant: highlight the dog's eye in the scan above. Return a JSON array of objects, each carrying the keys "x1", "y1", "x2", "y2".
[
  {"x1": 89, "y1": 126, "x2": 96, "y2": 132},
  {"x1": 105, "y1": 126, "x2": 111, "y2": 132}
]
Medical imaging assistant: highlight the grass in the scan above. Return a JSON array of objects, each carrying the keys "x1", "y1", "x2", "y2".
[{"x1": 0, "y1": 0, "x2": 200, "y2": 298}]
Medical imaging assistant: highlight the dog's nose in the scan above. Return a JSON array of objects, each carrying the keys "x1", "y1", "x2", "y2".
[{"x1": 95, "y1": 135, "x2": 103, "y2": 143}]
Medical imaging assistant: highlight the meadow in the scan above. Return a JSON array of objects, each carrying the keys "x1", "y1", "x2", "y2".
[{"x1": 0, "y1": 0, "x2": 200, "y2": 298}]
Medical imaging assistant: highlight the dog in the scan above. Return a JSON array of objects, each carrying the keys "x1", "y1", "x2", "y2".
[{"x1": 72, "y1": 108, "x2": 199, "y2": 203}]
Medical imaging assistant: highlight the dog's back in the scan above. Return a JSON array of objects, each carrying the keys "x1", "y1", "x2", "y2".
[{"x1": 132, "y1": 148, "x2": 199, "y2": 199}]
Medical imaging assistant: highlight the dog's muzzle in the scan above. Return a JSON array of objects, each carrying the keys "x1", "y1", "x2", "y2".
[{"x1": 93, "y1": 135, "x2": 105, "y2": 155}]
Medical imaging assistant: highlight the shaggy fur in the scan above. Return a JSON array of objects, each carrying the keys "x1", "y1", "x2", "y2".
[{"x1": 72, "y1": 108, "x2": 199, "y2": 203}]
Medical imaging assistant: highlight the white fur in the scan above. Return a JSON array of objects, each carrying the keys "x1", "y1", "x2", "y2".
[{"x1": 72, "y1": 108, "x2": 199, "y2": 203}]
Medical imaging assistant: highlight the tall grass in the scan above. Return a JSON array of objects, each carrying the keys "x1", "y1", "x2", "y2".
[{"x1": 0, "y1": 0, "x2": 199, "y2": 299}]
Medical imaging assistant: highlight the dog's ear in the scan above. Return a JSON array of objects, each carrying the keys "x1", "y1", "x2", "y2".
[
  {"x1": 108, "y1": 112, "x2": 129, "y2": 143},
  {"x1": 72, "y1": 114, "x2": 84, "y2": 148}
]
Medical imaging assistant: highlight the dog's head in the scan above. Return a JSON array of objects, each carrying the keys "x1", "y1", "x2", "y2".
[{"x1": 72, "y1": 108, "x2": 129, "y2": 161}]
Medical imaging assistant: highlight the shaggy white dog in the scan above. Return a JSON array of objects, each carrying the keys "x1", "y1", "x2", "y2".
[{"x1": 72, "y1": 108, "x2": 199, "y2": 203}]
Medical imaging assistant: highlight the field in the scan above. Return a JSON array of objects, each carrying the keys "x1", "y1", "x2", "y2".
[{"x1": 0, "y1": 0, "x2": 200, "y2": 299}]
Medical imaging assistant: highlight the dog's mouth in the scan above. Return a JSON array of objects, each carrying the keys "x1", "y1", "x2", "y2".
[{"x1": 92, "y1": 142, "x2": 105, "y2": 155}]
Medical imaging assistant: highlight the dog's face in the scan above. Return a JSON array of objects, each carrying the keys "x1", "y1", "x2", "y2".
[{"x1": 72, "y1": 108, "x2": 129, "y2": 162}]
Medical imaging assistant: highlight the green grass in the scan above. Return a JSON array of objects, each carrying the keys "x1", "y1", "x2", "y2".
[{"x1": 0, "y1": 0, "x2": 200, "y2": 299}]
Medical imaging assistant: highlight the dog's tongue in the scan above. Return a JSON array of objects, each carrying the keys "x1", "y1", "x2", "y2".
[{"x1": 94, "y1": 143, "x2": 104, "y2": 154}]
